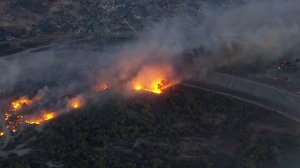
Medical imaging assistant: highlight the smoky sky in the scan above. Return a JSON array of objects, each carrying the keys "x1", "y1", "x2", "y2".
[{"x1": 0, "y1": 0, "x2": 299, "y2": 92}]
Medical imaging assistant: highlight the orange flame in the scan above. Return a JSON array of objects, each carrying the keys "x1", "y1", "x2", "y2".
[
  {"x1": 132, "y1": 62, "x2": 179, "y2": 94},
  {"x1": 68, "y1": 96, "x2": 85, "y2": 109},
  {"x1": 25, "y1": 112, "x2": 57, "y2": 125},
  {"x1": 11, "y1": 97, "x2": 32, "y2": 111},
  {"x1": 5, "y1": 96, "x2": 38, "y2": 132}
]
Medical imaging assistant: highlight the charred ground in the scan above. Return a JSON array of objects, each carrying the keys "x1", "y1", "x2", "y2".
[{"x1": 1, "y1": 85, "x2": 300, "y2": 168}]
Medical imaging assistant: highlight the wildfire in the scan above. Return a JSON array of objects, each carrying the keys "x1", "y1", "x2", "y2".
[
  {"x1": 0, "y1": 61, "x2": 179, "y2": 135},
  {"x1": 25, "y1": 112, "x2": 57, "y2": 125},
  {"x1": 3, "y1": 96, "x2": 38, "y2": 133},
  {"x1": 144, "y1": 80, "x2": 164, "y2": 94},
  {"x1": 134, "y1": 85, "x2": 142, "y2": 91},
  {"x1": 2, "y1": 93, "x2": 86, "y2": 133},
  {"x1": 11, "y1": 97, "x2": 32, "y2": 111},
  {"x1": 68, "y1": 96, "x2": 85, "y2": 109},
  {"x1": 132, "y1": 62, "x2": 179, "y2": 94}
]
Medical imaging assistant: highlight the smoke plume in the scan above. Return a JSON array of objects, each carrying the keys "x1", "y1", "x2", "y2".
[{"x1": 0, "y1": 0, "x2": 299, "y2": 125}]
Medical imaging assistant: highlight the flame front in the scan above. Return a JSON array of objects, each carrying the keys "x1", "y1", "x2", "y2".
[
  {"x1": 132, "y1": 62, "x2": 179, "y2": 94},
  {"x1": 25, "y1": 112, "x2": 57, "y2": 125}
]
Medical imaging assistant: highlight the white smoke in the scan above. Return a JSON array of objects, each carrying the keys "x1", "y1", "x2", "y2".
[{"x1": 0, "y1": 0, "x2": 298, "y2": 98}]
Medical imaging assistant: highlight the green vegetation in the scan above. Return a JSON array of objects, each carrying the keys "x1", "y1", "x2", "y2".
[{"x1": 1, "y1": 86, "x2": 300, "y2": 167}]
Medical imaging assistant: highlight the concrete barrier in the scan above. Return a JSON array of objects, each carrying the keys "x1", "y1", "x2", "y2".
[{"x1": 191, "y1": 72, "x2": 300, "y2": 123}]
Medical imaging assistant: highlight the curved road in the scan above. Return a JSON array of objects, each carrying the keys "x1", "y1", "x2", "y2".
[{"x1": 182, "y1": 72, "x2": 300, "y2": 123}]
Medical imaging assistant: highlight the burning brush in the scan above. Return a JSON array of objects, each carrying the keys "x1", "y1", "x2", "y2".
[
  {"x1": 25, "y1": 111, "x2": 57, "y2": 125},
  {"x1": 131, "y1": 62, "x2": 180, "y2": 94},
  {"x1": 0, "y1": 61, "x2": 180, "y2": 136}
]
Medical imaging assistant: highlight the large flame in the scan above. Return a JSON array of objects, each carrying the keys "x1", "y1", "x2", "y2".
[
  {"x1": 25, "y1": 112, "x2": 57, "y2": 125},
  {"x1": 131, "y1": 62, "x2": 179, "y2": 94}
]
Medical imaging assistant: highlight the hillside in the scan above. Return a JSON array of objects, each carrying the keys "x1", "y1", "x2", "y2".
[{"x1": 1, "y1": 85, "x2": 300, "y2": 168}]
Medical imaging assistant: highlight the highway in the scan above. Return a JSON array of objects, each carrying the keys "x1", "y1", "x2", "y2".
[{"x1": 182, "y1": 72, "x2": 300, "y2": 123}]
